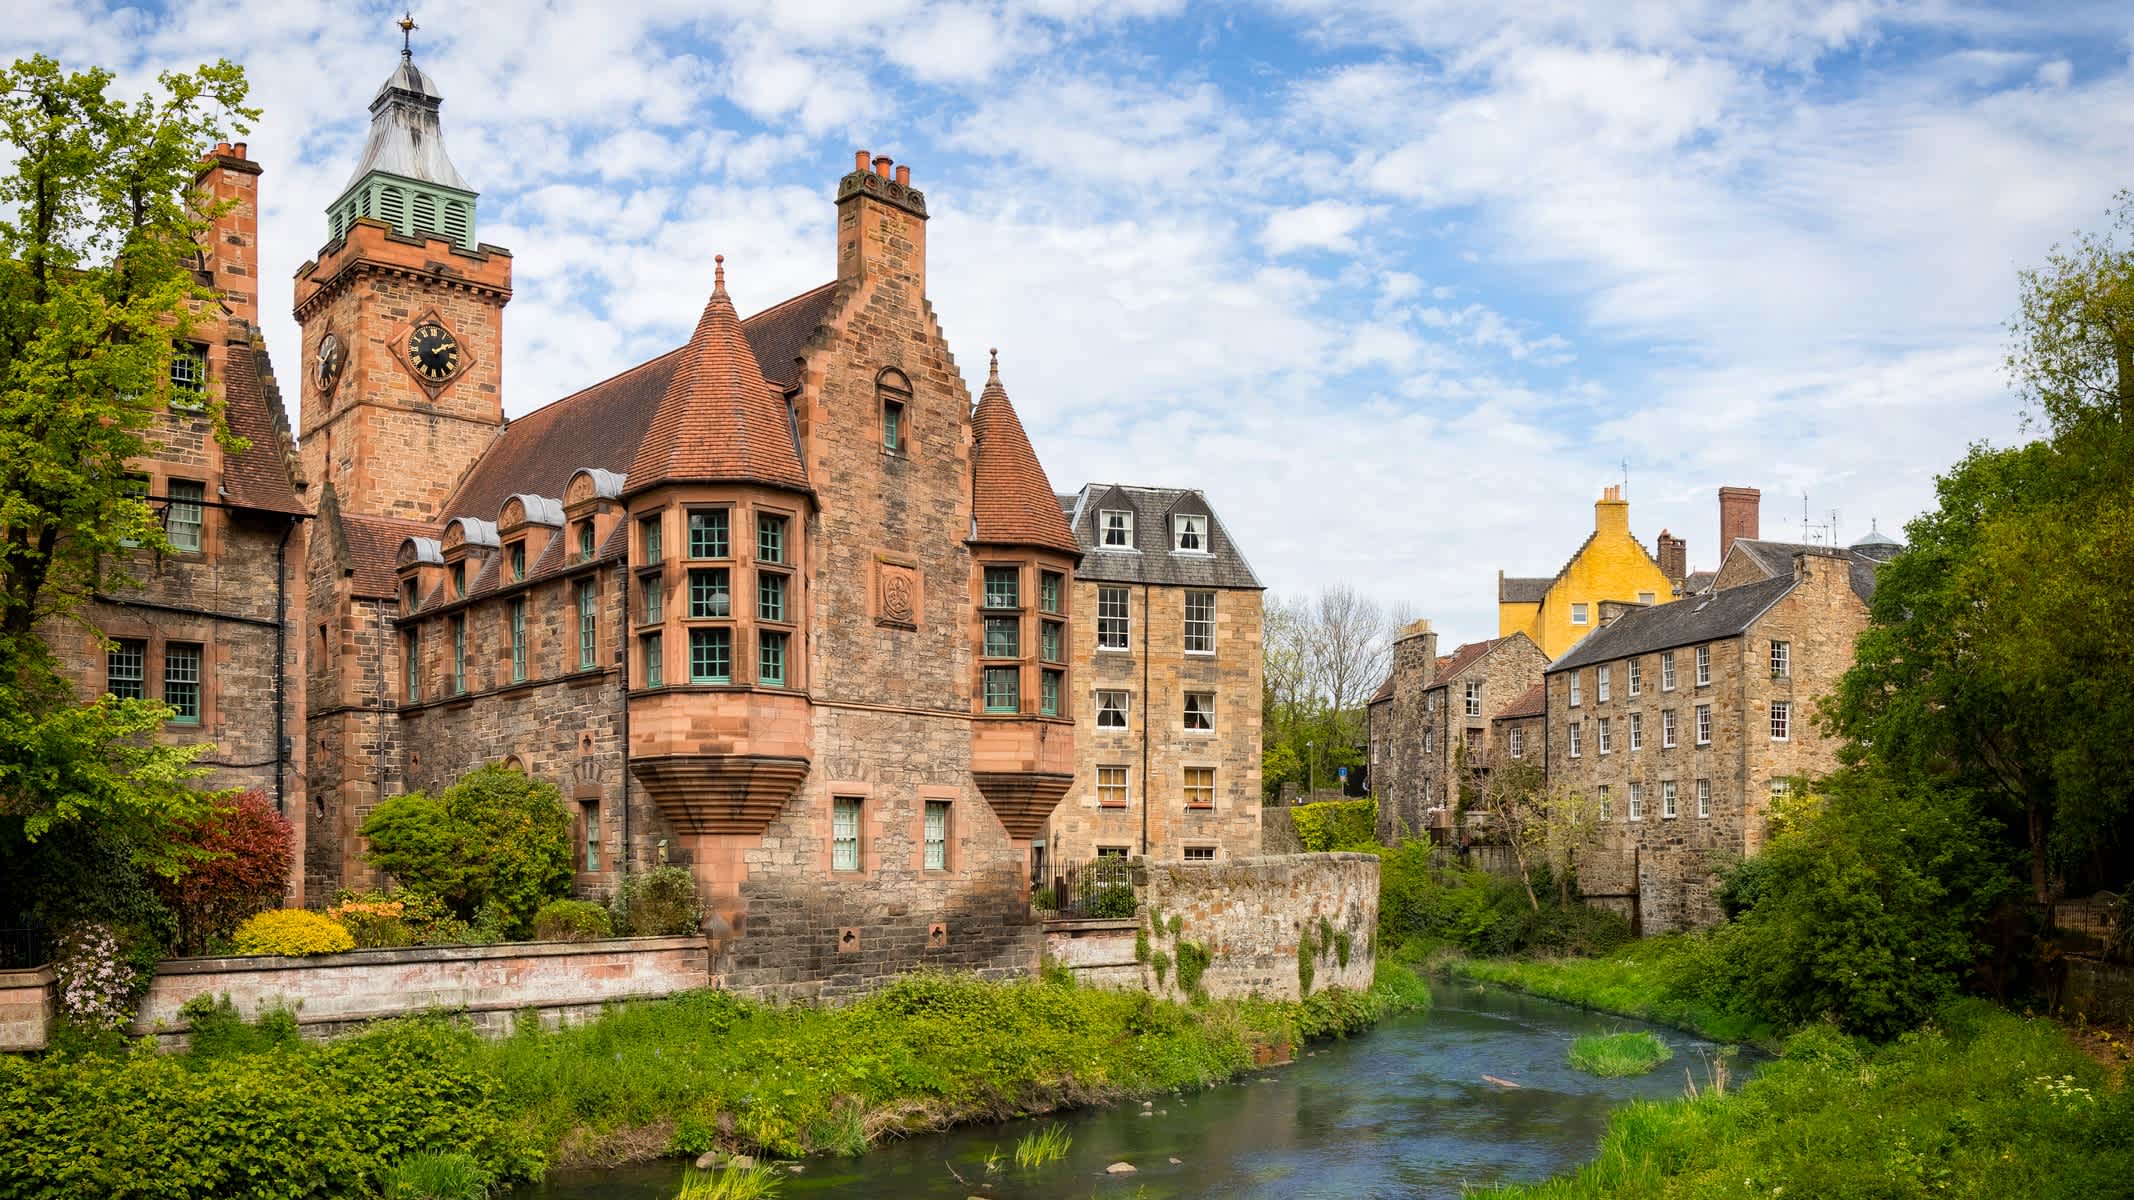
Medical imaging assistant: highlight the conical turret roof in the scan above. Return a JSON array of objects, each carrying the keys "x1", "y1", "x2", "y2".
[
  {"x1": 971, "y1": 350, "x2": 1078, "y2": 555},
  {"x1": 342, "y1": 52, "x2": 471, "y2": 193},
  {"x1": 625, "y1": 258, "x2": 813, "y2": 497}
]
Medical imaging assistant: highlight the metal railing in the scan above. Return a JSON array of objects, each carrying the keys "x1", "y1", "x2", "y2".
[
  {"x1": 0, "y1": 924, "x2": 51, "y2": 971},
  {"x1": 1033, "y1": 857, "x2": 1139, "y2": 919}
]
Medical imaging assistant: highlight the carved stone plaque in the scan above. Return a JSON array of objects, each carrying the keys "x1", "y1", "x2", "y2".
[{"x1": 876, "y1": 561, "x2": 918, "y2": 629}]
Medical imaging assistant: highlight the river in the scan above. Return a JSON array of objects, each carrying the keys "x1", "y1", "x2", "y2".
[{"x1": 511, "y1": 979, "x2": 1726, "y2": 1199}]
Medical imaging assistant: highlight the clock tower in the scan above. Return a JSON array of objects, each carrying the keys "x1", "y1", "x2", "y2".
[{"x1": 294, "y1": 40, "x2": 509, "y2": 522}]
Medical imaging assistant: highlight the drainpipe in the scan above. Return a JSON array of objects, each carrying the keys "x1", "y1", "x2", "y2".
[
  {"x1": 617, "y1": 560, "x2": 631, "y2": 883},
  {"x1": 272, "y1": 515, "x2": 298, "y2": 815}
]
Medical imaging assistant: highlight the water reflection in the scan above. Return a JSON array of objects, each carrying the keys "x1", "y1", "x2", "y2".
[{"x1": 512, "y1": 979, "x2": 1727, "y2": 1200}]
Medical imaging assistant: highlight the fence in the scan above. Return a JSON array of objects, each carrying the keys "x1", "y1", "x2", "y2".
[
  {"x1": 0, "y1": 925, "x2": 49, "y2": 972},
  {"x1": 1035, "y1": 857, "x2": 1139, "y2": 919}
]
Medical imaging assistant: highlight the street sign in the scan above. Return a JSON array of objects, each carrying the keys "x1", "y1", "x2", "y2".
[{"x1": 1337, "y1": 767, "x2": 1349, "y2": 782}]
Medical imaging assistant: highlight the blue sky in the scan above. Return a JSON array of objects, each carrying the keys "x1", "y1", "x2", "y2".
[{"x1": 16, "y1": 1, "x2": 2134, "y2": 644}]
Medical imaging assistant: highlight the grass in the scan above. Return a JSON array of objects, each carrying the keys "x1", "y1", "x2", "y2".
[
  {"x1": 1447, "y1": 933, "x2": 1775, "y2": 1045},
  {"x1": 1479, "y1": 1001, "x2": 2134, "y2": 1199},
  {"x1": 672, "y1": 1164, "x2": 783, "y2": 1199},
  {"x1": 374, "y1": 1151, "x2": 492, "y2": 1200},
  {"x1": 1565, "y1": 1031, "x2": 1673, "y2": 1077},
  {"x1": 1013, "y1": 1124, "x2": 1072, "y2": 1168}
]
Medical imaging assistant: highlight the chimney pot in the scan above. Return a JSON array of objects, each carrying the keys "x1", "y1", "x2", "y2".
[
  {"x1": 874, "y1": 155, "x2": 892, "y2": 178},
  {"x1": 854, "y1": 149, "x2": 870, "y2": 173},
  {"x1": 894, "y1": 164, "x2": 910, "y2": 187},
  {"x1": 233, "y1": 142, "x2": 247, "y2": 158}
]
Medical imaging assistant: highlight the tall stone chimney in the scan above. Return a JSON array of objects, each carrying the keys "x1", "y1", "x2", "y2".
[
  {"x1": 1719, "y1": 486, "x2": 1761, "y2": 559},
  {"x1": 194, "y1": 142, "x2": 263, "y2": 329},
  {"x1": 836, "y1": 148, "x2": 929, "y2": 296},
  {"x1": 1656, "y1": 529, "x2": 1686, "y2": 584}
]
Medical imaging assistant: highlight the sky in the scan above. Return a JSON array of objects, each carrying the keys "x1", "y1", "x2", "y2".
[{"x1": 13, "y1": 1, "x2": 2134, "y2": 646}]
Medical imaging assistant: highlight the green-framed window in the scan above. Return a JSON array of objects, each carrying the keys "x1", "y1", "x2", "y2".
[
  {"x1": 758, "y1": 572, "x2": 786, "y2": 623},
  {"x1": 689, "y1": 628, "x2": 731, "y2": 683},
  {"x1": 1041, "y1": 668, "x2": 1062, "y2": 716},
  {"x1": 1040, "y1": 620, "x2": 1063, "y2": 663},
  {"x1": 642, "y1": 632, "x2": 663, "y2": 688},
  {"x1": 167, "y1": 480, "x2": 205, "y2": 551},
  {"x1": 983, "y1": 566, "x2": 1019, "y2": 609},
  {"x1": 983, "y1": 665, "x2": 1019, "y2": 713},
  {"x1": 688, "y1": 568, "x2": 730, "y2": 618},
  {"x1": 1039, "y1": 571, "x2": 1062, "y2": 614},
  {"x1": 643, "y1": 574, "x2": 663, "y2": 624},
  {"x1": 509, "y1": 599, "x2": 527, "y2": 682},
  {"x1": 451, "y1": 617, "x2": 466, "y2": 695},
  {"x1": 576, "y1": 579, "x2": 597, "y2": 670},
  {"x1": 641, "y1": 515, "x2": 663, "y2": 565},
  {"x1": 107, "y1": 639, "x2": 146, "y2": 700},
  {"x1": 757, "y1": 514, "x2": 787, "y2": 564},
  {"x1": 758, "y1": 630, "x2": 788, "y2": 686},
  {"x1": 688, "y1": 509, "x2": 729, "y2": 559},
  {"x1": 983, "y1": 616, "x2": 1019, "y2": 658}
]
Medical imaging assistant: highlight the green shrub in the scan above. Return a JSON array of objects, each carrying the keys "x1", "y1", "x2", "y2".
[
  {"x1": 1566, "y1": 1031, "x2": 1673, "y2": 1077},
  {"x1": 178, "y1": 994, "x2": 300, "y2": 1059},
  {"x1": 328, "y1": 890, "x2": 471, "y2": 948},
  {"x1": 1334, "y1": 930, "x2": 1352, "y2": 968},
  {"x1": 531, "y1": 899, "x2": 612, "y2": 943},
  {"x1": 1290, "y1": 798, "x2": 1377, "y2": 851},
  {"x1": 375, "y1": 1150, "x2": 492, "y2": 1200},
  {"x1": 611, "y1": 866, "x2": 701, "y2": 936},
  {"x1": 1297, "y1": 932, "x2": 1316, "y2": 995},
  {"x1": 1710, "y1": 774, "x2": 2011, "y2": 1039},
  {"x1": 1151, "y1": 948, "x2": 1171, "y2": 987},
  {"x1": 1134, "y1": 926, "x2": 1151, "y2": 963},
  {"x1": 360, "y1": 765, "x2": 574, "y2": 938},
  {"x1": 1087, "y1": 884, "x2": 1138, "y2": 919},
  {"x1": 232, "y1": 908, "x2": 355, "y2": 957},
  {"x1": 1176, "y1": 940, "x2": 1212, "y2": 996}
]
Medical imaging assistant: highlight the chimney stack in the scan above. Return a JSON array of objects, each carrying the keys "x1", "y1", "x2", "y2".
[
  {"x1": 1656, "y1": 529, "x2": 1686, "y2": 583},
  {"x1": 1719, "y1": 486, "x2": 1761, "y2": 559},
  {"x1": 194, "y1": 141, "x2": 264, "y2": 328},
  {"x1": 837, "y1": 146, "x2": 930, "y2": 293}
]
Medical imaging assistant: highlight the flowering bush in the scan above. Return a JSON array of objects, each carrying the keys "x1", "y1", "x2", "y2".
[
  {"x1": 52, "y1": 922, "x2": 141, "y2": 1032},
  {"x1": 155, "y1": 790, "x2": 294, "y2": 955},
  {"x1": 328, "y1": 889, "x2": 471, "y2": 948},
  {"x1": 232, "y1": 909, "x2": 355, "y2": 957}
]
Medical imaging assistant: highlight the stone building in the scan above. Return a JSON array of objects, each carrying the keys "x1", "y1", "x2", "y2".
[
  {"x1": 52, "y1": 141, "x2": 311, "y2": 894},
  {"x1": 1044, "y1": 484, "x2": 1264, "y2": 868},
  {"x1": 297, "y1": 47, "x2": 1082, "y2": 998},
  {"x1": 1364, "y1": 625, "x2": 1545, "y2": 842},
  {"x1": 1543, "y1": 545, "x2": 1877, "y2": 932},
  {"x1": 1497, "y1": 486, "x2": 1684, "y2": 658}
]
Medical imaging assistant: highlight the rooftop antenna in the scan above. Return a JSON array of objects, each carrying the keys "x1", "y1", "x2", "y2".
[
  {"x1": 1620, "y1": 457, "x2": 1629, "y2": 499},
  {"x1": 398, "y1": 10, "x2": 418, "y2": 60}
]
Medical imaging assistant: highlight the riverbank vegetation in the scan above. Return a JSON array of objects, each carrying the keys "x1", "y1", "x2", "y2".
[
  {"x1": 0, "y1": 965, "x2": 1428, "y2": 1199},
  {"x1": 1565, "y1": 1032, "x2": 1671, "y2": 1078},
  {"x1": 1484, "y1": 1002, "x2": 2134, "y2": 1199}
]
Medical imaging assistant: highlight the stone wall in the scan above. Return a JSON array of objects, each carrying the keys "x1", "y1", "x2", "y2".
[
  {"x1": 130, "y1": 936, "x2": 709, "y2": 1046},
  {"x1": 1261, "y1": 805, "x2": 1303, "y2": 855},
  {"x1": 0, "y1": 968, "x2": 53, "y2": 1052},
  {"x1": 1370, "y1": 622, "x2": 1438, "y2": 841},
  {"x1": 1047, "y1": 853, "x2": 1377, "y2": 1001}
]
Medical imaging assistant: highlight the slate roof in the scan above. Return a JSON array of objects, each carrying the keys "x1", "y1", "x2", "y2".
[
  {"x1": 970, "y1": 352, "x2": 1078, "y2": 555},
  {"x1": 1681, "y1": 570, "x2": 1716, "y2": 595},
  {"x1": 1369, "y1": 673, "x2": 1395, "y2": 705},
  {"x1": 340, "y1": 508, "x2": 438, "y2": 599},
  {"x1": 1547, "y1": 574, "x2": 1797, "y2": 674},
  {"x1": 1499, "y1": 575, "x2": 1552, "y2": 604},
  {"x1": 218, "y1": 333, "x2": 306, "y2": 515},
  {"x1": 442, "y1": 280, "x2": 837, "y2": 525},
  {"x1": 1725, "y1": 539, "x2": 1881, "y2": 604},
  {"x1": 1062, "y1": 483, "x2": 1264, "y2": 589},
  {"x1": 624, "y1": 259, "x2": 812, "y2": 499},
  {"x1": 1494, "y1": 682, "x2": 1547, "y2": 721}
]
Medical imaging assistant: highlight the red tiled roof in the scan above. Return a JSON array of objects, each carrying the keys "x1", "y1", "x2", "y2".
[
  {"x1": 970, "y1": 351, "x2": 1078, "y2": 556},
  {"x1": 1428, "y1": 638, "x2": 1503, "y2": 687},
  {"x1": 340, "y1": 509, "x2": 437, "y2": 599},
  {"x1": 1494, "y1": 681, "x2": 1546, "y2": 721},
  {"x1": 443, "y1": 280, "x2": 838, "y2": 524},
  {"x1": 1369, "y1": 673, "x2": 1395, "y2": 704},
  {"x1": 624, "y1": 258, "x2": 811, "y2": 499},
  {"x1": 220, "y1": 335, "x2": 306, "y2": 514}
]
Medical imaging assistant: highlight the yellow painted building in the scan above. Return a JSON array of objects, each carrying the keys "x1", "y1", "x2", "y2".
[{"x1": 1497, "y1": 486, "x2": 1679, "y2": 659}]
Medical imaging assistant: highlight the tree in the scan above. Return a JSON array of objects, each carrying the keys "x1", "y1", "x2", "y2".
[
  {"x1": 1465, "y1": 756, "x2": 1591, "y2": 911},
  {"x1": 1829, "y1": 192, "x2": 2134, "y2": 899},
  {"x1": 0, "y1": 55, "x2": 258, "y2": 886},
  {"x1": 1260, "y1": 585, "x2": 1400, "y2": 800},
  {"x1": 153, "y1": 791, "x2": 294, "y2": 955},
  {"x1": 360, "y1": 765, "x2": 574, "y2": 938}
]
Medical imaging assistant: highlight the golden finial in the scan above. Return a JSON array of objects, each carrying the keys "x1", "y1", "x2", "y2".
[{"x1": 398, "y1": 11, "x2": 419, "y2": 59}]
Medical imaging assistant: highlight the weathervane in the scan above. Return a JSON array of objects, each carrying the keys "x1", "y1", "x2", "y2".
[{"x1": 398, "y1": 11, "x2": 418, "y2": 60}]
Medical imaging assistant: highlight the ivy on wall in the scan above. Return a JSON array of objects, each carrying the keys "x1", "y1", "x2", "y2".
[{"x1": 1289, "y1": 799, "x2": 1378, "y2": 852}]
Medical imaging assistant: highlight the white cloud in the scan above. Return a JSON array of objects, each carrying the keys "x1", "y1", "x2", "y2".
[{"x1": 1261, "y1": 200, "x2": 1378, "y2": 255}]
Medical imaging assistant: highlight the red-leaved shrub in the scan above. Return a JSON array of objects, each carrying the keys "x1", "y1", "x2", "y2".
[{"x1": 156, "y1": 790, "x2": 295, "y2": 955}]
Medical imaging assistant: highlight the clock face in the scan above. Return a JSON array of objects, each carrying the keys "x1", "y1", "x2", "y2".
[
  {"x1": 406, "y1": 322, "x2": 460, "y2": 382},
  {"x1": 315, "y1": 332, "x2": 345, "y2": 391}
]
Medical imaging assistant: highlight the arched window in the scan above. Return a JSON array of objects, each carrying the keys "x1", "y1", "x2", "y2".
[{"x1": 876, "y1": 367, "x2": 913, "y2": 455}]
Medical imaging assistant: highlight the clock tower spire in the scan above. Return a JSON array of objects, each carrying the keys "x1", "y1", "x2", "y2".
[{"x1": 293, "y1": 23, "x2": 510, "y2": 522}]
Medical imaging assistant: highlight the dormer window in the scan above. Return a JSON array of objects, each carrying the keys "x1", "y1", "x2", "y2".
[
  {"x1": 1100, "y1": 509, "x2": 1133, "y2": 548},
  {"x1": 509, "y1": 542, "x2": 526, "y2": 582},
  {"x1": 1173, "y1": 514, "x2": 1207, "y2": 552},
  {"x1": 576, "y1": 521, "x2": 596, "y2": 563},
  {"x1": 450, "y1": 562, "x2": 466, "y2": 598}
]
